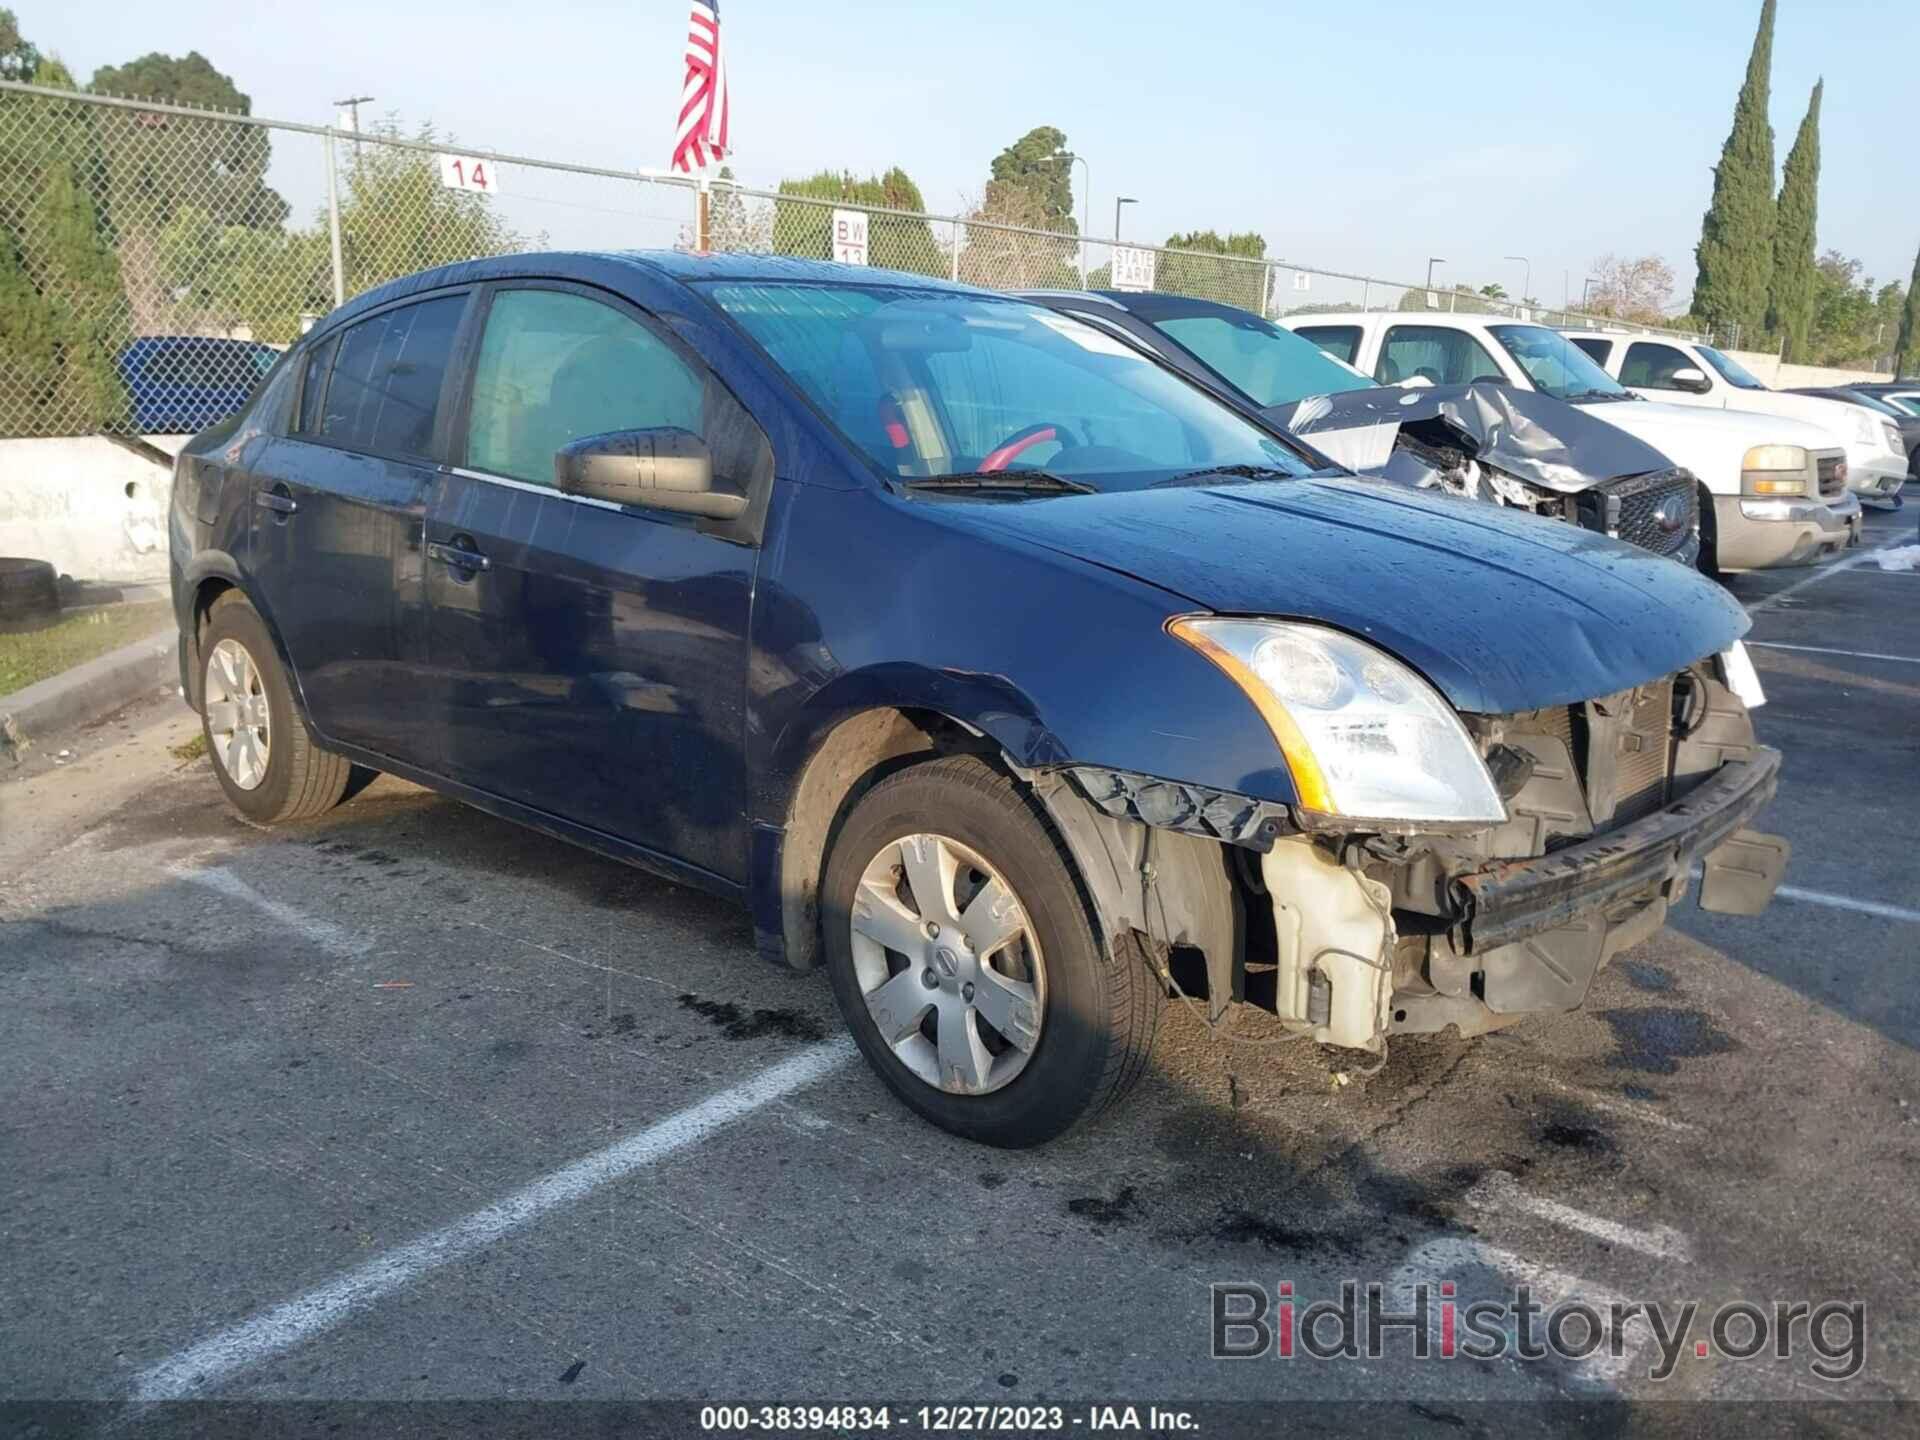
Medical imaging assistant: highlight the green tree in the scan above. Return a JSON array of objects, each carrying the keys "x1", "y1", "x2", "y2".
[
  {"x1": 332, "y1": 123, "x2": 532, "y2": 296},
  {"x1": 0, "y1": 51, "x2": 127, "y2": 434},
  {"x1": 1897, "y1": 243, "x2": 1920, "y2": 377},
  {"x1": 1156, "y1": 229, "x2": 1268, "y2": 312},
  {"x1": 1692, "y1": 0, "x2": 1776, "y2": 344},
  {"x1": 1, "y1": 7, "x2": 41, "y2": 80},
  {"x1": 1767, "y1": 79, "x2": 1821, "y2": 361},
  {"x1": 987, "y1": 126, "x2": 1075, "y2": 233},
  {"x1": 771, "y1": 167, "x2": 944, "y2": 277}
]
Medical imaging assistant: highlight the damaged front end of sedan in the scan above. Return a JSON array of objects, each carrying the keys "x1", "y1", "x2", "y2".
[
  {"x1": 1274, "y1": 383, "x2": 1703, "y2": 566},
  {"x1": 1028, "y1": 627, "x2": 1786, "y2": 1056}
]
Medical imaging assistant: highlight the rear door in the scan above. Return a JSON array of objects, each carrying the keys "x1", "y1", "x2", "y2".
[
  {"x1": 421, "y1": 281, "x2": 763, "y2": 880},
  {"x1": 248, "y1": 289, "x2": 471, "y2": 759}
]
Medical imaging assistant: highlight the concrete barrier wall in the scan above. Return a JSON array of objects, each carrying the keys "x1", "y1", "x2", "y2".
[
  {"x1": 1719, "y1": 351, "x2": 1892, "y2": 389},
  {"x1": 0, "y1": 436, "x2": 185, "y2": 585}
]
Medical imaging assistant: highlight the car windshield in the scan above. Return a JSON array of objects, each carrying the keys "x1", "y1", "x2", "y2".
[
  {"x1": 1837, "y1": 391, "x2": 1902, "y2": 417},
  {"x1": 1698, "y1": 345, "x2": 1768, "y2": 390},
  {"x1": 1886, "y1": 394, "x2": 1920, "y2": 418},
  {"x1": 702, "y1": 282, "x2": 1313, "y2": 492},
  {"x1": 1487, "y1": 325, "x2": 1630, "y2": 401},
  {"x1": 1149, "y1": 311, "x2": 1375, "y2": 408}
]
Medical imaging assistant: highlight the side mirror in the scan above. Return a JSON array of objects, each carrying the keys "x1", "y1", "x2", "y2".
[
  {"x1": 554, "y1": 427, "x2": 745, "y2": 520},
  {"x1": 1668, "y1": 366, "x2": 1712, "y2": 394}
]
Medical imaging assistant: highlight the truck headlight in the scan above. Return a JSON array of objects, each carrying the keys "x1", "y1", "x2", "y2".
[
  {"x1": 1853, "y1": 411, "x2": 1878, "y2": 447},
  {"x1": 1741, "y1": 444, "x2": 1811, "y2": 497},
  {"x1": 1884, "y1": 421, "x2": 1904, "y2": 455},
  {"x1": 1169, "y1": 618, "x2": 1505, "y2": 825}
]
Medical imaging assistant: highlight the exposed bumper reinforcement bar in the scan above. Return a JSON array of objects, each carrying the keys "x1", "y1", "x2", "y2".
[{"x1": 1449, "y1": 748, "x2": 1784, "y2": 954}]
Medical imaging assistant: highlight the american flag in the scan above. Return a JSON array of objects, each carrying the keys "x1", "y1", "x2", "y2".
[{"x1": 671, "y1": 0, "x2": 730, "y2": 174}]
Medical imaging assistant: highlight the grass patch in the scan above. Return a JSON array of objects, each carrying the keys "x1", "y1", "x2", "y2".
[
  {"x1": 0, "y1": 602, "x2": 173, "y2": 698},
  {"x1": 170, "y1": 732, "x2": 207, "y2": 762}
]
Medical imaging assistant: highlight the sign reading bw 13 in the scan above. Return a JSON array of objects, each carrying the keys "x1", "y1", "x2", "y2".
[
  {"x1": 1111, "y1": 245, "x2": 1157, "y2": 292},
  {"x1": 831, "y1": 209, "x2": 869, "y2": 266},
  {"x1": 438, "y1": 154, "x2": 500, "y2": 194}
]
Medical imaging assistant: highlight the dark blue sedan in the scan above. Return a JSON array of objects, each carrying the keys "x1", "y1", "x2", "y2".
[
  {"x1": 168, "y1": 252, "x2": 1786, "y2": 1145},
  {"x1": 121, "y1": 336, "x2": 282, "y2": 435}
]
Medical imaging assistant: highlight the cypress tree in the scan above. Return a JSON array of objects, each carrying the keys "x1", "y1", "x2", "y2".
[
  {"x1": 1896, "y1": 243, "x2": 1920, "y2": 378},
  {"x1": 1768, "y1": 79, "x2": 1821, "y2": 362},
  {"x1": 1693, "y1": 0, "x2": 1776, "y2": 345}
]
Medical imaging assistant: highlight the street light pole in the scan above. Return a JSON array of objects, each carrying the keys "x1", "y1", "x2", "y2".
[
  {"x1": 333, "y1": 94, "x2": 373, "y2": 161},
  {"x1": 1581, "y1": 276, "x2": 1600, "y2": 312},
  {"x1": 1114, "y1": 196, "x2": 1137, "y2": 241}
]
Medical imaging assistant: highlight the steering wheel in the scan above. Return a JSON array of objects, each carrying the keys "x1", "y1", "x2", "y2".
[{"x1": 978, "y1": 420, "x2": 1083, "y2": 473}]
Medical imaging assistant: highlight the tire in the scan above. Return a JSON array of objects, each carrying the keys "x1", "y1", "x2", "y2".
[
  {"x1": 0, "y1": 557, "x2": 60, "y2": 621},
  {"x1": 199, "y1": 592, "x2": 354, "y2": 824},
  {"x1": 820, "y1": 755, "x2": 1162, "y2": 1147},
  {"x1": 1695, "y1": 484, "x2": 1721, "y2": 579}
]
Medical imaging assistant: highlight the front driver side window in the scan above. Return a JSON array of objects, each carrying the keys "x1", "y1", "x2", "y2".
[
  {"x1": 1620, "y1": 342, "x2": 1696, "y2": 390},
  {"x1": 465, "y1": 289, "x2": 707, "y2": 488}
]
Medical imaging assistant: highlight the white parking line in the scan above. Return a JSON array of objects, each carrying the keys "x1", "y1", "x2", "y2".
[
  {"x1": 172, "y1": 865, "x2": 371, "y2": 958},
  {"x1": 1466, "y1": 1171, "x2": 1691, "y2": 1261},
  {"x1": 131, "y1": 1038, "x2": 856, "y2": 1400},
  {"x1": 1776, "y1": 884, "x2": 1920, "y2": 925},
  {"x1": 1744, "y1": 532, "x2": 1911, "y2": 614},
  {"x1": 1746, "y1": 640, "x2": 1920, "y2": 665},
  {"x1": 1534, "y1": 1078, "x2": 1697, "y2": 1134}
]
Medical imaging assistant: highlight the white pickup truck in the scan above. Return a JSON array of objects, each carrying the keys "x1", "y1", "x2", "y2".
[
  {"x1": 1282, "y1": 312, "x2": 1862, "y2": 573},
  {"x1": 1562, "y1": 330, "x2": 1909, "y2": 505}
]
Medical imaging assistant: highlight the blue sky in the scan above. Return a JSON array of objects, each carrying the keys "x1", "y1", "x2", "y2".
[{"x1": 28, "y1": 0, "x2": 1918, "y2": 309}]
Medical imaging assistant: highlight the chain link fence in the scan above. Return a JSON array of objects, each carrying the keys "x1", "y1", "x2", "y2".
[{"x1": 1, "y1": 77, "x2": 1712, "y2": 442}]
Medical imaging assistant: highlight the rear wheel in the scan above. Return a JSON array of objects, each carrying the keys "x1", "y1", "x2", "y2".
[
  {"x1": 820, "y1": 755, "x2": 1161, "y2": 1147},
  {"x1": 200, "y1": 593, "x2": 354, "y2": 824},
  {"x1": 0, "y1": 557, "x2": 60, "y2": 621}
]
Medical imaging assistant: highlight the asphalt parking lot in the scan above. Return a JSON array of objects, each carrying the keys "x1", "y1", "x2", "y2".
[{"x1": 3, "y1": 495, "x2": 1916, "y2": 1433}]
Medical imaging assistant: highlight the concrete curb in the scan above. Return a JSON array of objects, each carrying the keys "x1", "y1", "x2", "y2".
[{"x1": 1, "y1": 626, "x2": 179, "y2": 754}]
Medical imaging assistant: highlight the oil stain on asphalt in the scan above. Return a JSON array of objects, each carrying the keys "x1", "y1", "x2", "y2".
[{"x1": 676, "y1": 992, "x2": 828, "y2": 1043}]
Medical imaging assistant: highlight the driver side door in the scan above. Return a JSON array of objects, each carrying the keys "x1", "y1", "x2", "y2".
[{"x1": 422, "y1": 282, "x2": 765, "y2": 881}]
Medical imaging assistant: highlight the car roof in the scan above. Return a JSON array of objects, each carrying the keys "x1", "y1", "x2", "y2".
[{"x1": 311, "y1": 249, "x2": 994, "y2": 343}]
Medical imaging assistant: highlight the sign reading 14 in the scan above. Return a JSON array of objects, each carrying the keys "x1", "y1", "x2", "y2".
[{"x1": 438, "y1": 154, "x2": 501, "y2": 195}]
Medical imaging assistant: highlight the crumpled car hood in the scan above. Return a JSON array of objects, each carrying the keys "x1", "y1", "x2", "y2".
[
  {"x1": 1266, "y1": 382, "x2": 1674, "y2": 494},
  {"x1": 943, "y1": 476, "x2": 1748, "y2": 716}
]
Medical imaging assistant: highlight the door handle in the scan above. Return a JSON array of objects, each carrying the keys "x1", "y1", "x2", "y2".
[
  {"x1": 427, "y1": 540, "x2": 491, "y2": 572},
  {"x1": 254, "y1": 490, "x2": 298, "y2": 515}
]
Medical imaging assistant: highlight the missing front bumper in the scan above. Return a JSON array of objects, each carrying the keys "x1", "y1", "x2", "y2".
[{"x1": 1448, "y1": 748, "x2": 1784, "y2": 954}]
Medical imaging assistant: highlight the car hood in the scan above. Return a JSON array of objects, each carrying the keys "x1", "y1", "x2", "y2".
[
  {"x1": 1576, "y1": 399, "x2": 1840, "y2": 470},
  {"x1": 939, "y1": 475, "x2": 1748, "y2": 716},
  {"x1": 1721, "y1": 389, "x2": 1861, "y2": 444}
]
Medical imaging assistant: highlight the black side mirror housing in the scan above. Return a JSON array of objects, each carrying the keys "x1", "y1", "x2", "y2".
[{"x1": 554, "y1": 427, "x2": 746, "y2": 519}]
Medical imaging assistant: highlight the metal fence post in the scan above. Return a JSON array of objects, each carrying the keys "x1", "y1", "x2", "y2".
[
  {"x1": 324, "y1": 131, "x2": 346, "y2": 308},
  {"x1": 950, "y1": 219, "x2": 962, "y2": 282},
  {"x1": 1361, "y1": 279, "x2": 1371, "y2": 311}
]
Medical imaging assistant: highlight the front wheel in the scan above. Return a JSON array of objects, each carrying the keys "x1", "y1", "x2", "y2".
[
  {"x1": 820, "y1": 755, "x2": 1161, "y2": 1147},
  {"x1": 199, "y1": 593, "x2": 356, "y2": 824}
]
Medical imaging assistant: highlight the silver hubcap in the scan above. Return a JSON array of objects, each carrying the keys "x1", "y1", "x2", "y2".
[
  {"x1": 204, "y1": 638, "x2": 271, "y2": 791},
  {"x1": 850, "y1": 833, "x2": 1045, "y2": 1096}
]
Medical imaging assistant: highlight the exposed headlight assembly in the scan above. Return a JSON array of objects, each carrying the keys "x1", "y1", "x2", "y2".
[
  {"x1": 1169, "y1": 618, "x2": 1505, "y2": 826},
  {"x1": 1741, "y1": 443, "x2": 1812, "y2": 497}
]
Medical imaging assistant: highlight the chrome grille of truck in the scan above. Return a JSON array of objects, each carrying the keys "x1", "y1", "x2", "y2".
[
  {"x1": 1577, "y1": 470, "x2": 1697, "y2": 559},
  {"x1": 1817, "y1": 454, "x2": 1847, "y2": 497}
]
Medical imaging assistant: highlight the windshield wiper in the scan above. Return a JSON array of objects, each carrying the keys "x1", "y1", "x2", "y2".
[
  {"x1": 1563, "y1": 388, "x2": 1636, "y2": 403},
  {"x1": 900, "y1": 470, "x2": 1097, "y2": 495},
  {"x1": 1156, "y1": 463, "x2": 1301, "y2": 487}
]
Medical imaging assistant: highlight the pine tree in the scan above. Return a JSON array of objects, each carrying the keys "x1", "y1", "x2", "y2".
[
  {"x1": 1895, "y1": 243, "x2": 1920, "y2": 378},
  {"x1": 1768, "y1": 79, "x2": 1821, "y2": 362},
  {"x1": 1692, "y1": 0, "x2": 1776, "y2": 344}
]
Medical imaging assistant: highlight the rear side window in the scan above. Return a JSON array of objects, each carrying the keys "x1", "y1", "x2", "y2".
[
  {"x1": 1378, "y1": 326, "x2": 1506, "y2": 386},
  {"x1": 1620, "y1": 341, "x2": 1694, "y2": 389},
  {"x1": 1294, "y1": 325, "x2": 1362, "y2": 365},
  {"x1": 464, "y1": 289, "x2": 706, "y2": 488},
  {"x1": 319, "y1": 295, "x2": 467, "y2": 459},
  {"x1": 1570, "y1": 336, "x2": 1613, "y2": 365},
  {"x1": 296, "y1": 336, "x2": 338, "y2": 435},
  {"x1": 1154, "y1": 314, "x2": 1373, "y2": 406}
]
